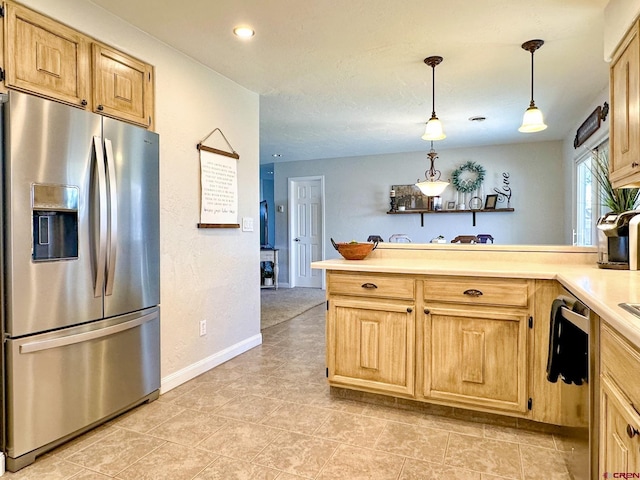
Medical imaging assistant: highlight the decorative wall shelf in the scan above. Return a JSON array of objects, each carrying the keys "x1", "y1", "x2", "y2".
[{"x1": 387, "y1": 208, "x2": 515, "y2": 227}]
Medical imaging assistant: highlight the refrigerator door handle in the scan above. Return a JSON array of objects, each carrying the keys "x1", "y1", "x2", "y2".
[
  {"x1": 104, "y1": 138, "x2": 118, "y2": 296},
  {"x1": 93, "y1": 136, "x2": 108, "y2": 298},
  {"x1": 18, "y1": 311, "x2": 157, "y2": 354}
]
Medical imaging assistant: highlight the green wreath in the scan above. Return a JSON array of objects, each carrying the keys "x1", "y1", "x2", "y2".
[{"x1": 451, "y1": 161, "x2": 486, "y2": 193}]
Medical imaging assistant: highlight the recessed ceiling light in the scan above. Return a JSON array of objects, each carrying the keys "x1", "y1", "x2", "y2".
[
  {"x1": 469, "y1": 116, "x2": 487, "y2": 122},
  {"x1": 233, "y1": 26, "x2": 255, "y2": 38}
]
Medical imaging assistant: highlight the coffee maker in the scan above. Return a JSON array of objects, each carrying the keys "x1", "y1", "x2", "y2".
[{"x1": 596, "y1": 210, "x2": 640, "y2": 270}]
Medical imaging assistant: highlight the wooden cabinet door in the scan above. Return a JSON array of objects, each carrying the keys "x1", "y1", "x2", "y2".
[
  {"x1": 5, "y1": 1, "x2": 90, "y2": 107},
  {"x1": 327, "y1": 297, "x2": 415, "y2": 396},
  {"x1": 599, "y1": 377, "x2": 640, "y2": 477},
  {"x1": 92, "y1": 44, "x2": 153, "y2": 128},
  {"x1": 610, "y1": 20, "x2": 640, "y2": 188},
  {"x1": 424, "y1": 306, "x2": 528, "y2": 413}
]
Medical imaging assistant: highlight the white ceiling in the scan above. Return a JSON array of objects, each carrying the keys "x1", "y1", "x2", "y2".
[{"x1": 90, "y1": 0, "x2": 609, "y2": 164}]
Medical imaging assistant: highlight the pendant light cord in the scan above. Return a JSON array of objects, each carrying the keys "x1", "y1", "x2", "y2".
[
  {"x1": 529, "y1": 50, "x2": 535, "y2": 107},
  {"x1": 431, "y1": 65, "x2": 436, "y2": 117}
]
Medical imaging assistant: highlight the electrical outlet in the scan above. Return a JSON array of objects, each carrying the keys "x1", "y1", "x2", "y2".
[{"x1": 199, "y1": 319, "x2": 206, "y2": 336}]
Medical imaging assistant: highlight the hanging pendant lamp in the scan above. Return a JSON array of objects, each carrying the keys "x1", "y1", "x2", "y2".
[
  {"x1": 422, "y1": 56, "x2": 446, "y2": 141},
  {"x1": 518, "y1": 39, "x2": 547, "y2": 133},
  {"x1": 415, "y1": 141, "x2": 449, "y2": 196}
]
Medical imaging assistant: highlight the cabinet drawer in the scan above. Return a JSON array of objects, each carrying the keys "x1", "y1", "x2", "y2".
[
  {"x1": 328, "y1": 272, "x2": 414, "y2": 300},
  {"x1": 601, "y1": 323, "x2": 640, "y2": 407},
  {"x1": 424, "y1": 277, "x2": 529, "y2": 307}
]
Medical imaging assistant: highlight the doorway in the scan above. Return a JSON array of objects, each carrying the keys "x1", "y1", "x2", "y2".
[{"x1": 288, "y1": 176, "x2": 324, "y2": 288}]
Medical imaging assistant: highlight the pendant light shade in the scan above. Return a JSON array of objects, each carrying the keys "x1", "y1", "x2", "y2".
[
  {"x1": 416, "y1": 178, "x2": 449, "y2": 197},
  {"x1": 422, "y1": 117, "x2": 445, "y2": 142},
  {"x1": 415, "y1": 142, "x2": 449, "y2": 196},
  {"x1": 518, "y1": 39, "x2": 547, "y2": 133},
  {"x1": 422, "y1": 56, "x2": 446, "y2": 141}
]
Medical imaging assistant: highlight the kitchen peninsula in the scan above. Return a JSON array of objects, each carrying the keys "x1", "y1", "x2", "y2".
[{"x1": 312, "y1": 243, "x2": 640, "y2": 477}]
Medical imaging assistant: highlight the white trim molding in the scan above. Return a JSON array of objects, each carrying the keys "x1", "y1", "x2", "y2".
[{"x1": 160, "y1": 333, "x2": 262, "y2": 394}]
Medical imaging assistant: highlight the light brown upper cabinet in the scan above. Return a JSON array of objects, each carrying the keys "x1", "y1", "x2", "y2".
[
  {"x1": 92, "y1": 43, "x2": 154, "y2": 128},
  {"x1": 610, "y1": 18, "x2": 640, "y2": 188},
  {"x1": 4, "y1": 1, "x2": 90, "y2": 108},
  {"x1": 2, "y1": 1, "x2": 155, "y2": 130}
]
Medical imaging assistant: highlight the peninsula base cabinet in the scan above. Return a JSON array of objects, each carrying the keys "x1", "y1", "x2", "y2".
[
  {"x1": 420, "y1": 277, "x2": 532, "y2": 414},
  {"x1": 327, "y1": 298, "x2": 415, "y2": 397},
  {"x1": 599, "y1": 323, "x2": 640, "y2": 476},
  {"x1": 422, "y1": 306, "x2": 529, "y2": 413},
  {"x1": 325, "y1": 271, "x2": 588, "y2": 426}
]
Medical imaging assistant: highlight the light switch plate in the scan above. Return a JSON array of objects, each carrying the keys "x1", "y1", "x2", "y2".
[{"x1": 242, "y1": 217, "x2": 254, "y2": 231}]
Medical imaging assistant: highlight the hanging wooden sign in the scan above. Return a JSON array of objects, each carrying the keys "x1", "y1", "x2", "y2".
[
  {"x1": 574, "y1": 102, "x2": 609, "y2": 149},
  {"x1": 196, "y1": 128, "x2": 240, "y2": 228}
]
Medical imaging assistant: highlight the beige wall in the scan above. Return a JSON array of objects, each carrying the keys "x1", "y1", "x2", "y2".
[
  {"x1": 19, "y1": 0, "x2": 261, "y2": 391},
  {"x1": 273, "y1": 141, "x2": 566, "y2": 285},
  {"x1": 605, "y1": 0, "x2": 640, "y2": 60}
]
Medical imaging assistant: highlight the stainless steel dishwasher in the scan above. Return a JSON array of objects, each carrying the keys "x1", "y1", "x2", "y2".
[{"x1": 547, "y1": 289, "x2": 596, "y2": 480}]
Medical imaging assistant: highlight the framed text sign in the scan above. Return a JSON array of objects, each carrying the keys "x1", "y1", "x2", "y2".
[{"x1": 196, "y1": 128, "x2": 240, "y2": 228}]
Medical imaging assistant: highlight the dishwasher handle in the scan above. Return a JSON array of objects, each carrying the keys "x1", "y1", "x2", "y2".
[{"x1": 559, "y1": 305, "x2": 589, "y2": 334}]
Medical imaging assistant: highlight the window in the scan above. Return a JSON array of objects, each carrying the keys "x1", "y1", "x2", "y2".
[{"x1": 574, "y1": 141, "x2": 607, "y2": 246}]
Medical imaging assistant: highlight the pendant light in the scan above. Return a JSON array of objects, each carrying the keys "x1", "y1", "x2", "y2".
[
  {"x1": 415, "y1": 141, "x2": 449, "y2": 196},
  {"x1": 518, "y1": 39, "x2": 547, "y2": 133},
  {"x1": 422, "y1": 56, "x2": 446, "y2": 141}
]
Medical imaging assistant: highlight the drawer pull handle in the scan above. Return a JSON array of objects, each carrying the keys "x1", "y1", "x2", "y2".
[
  {"x1": 627, "y1": 424, "x2": 640, "y2": 439},
  {"x1": 407, "y1": 307, "x2": 413, "y2": 313},
  {"x1": 361, "y1": 283, "x2": 378, "y2": 289},
  {"x1": 463, "y1": 289, "x2": 483, "y2": 297},
  {"x1": 424, "y1": 308, "x2": 430, "y2": 314}
]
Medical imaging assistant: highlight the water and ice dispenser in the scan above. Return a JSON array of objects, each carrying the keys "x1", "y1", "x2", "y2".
[{"x1": 31, "y1": 184, "x2": 79, "y2": 261}]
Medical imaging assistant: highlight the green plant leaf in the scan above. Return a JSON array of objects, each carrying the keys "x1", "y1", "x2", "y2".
[{"x1": 589, "y1": 150, "x2": 639, "y2": 213}]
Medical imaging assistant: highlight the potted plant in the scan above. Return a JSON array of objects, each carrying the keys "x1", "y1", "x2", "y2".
[{"x1": 590, "y1": 149, "x2": 639, "y2": 213}]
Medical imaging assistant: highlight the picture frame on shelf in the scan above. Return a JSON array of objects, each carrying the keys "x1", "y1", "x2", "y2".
[
  {"x1": 446, "y1": 201, "x2": 456, "y2": 210},
  {"x1": 484, "y1": 194, "x2": 498, "y2": 210}
]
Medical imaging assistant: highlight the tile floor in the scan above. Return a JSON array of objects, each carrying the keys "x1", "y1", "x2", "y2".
[{"x1": 3, "y1": 304, "x2": 584, "y2": 479}]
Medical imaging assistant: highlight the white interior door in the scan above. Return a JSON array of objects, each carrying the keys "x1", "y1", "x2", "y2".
[{"x1": 289, "y1": 177, "x2": 324, "y2": 288}]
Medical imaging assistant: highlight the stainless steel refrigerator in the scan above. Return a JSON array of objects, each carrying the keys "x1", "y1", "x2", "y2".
[{"x1": 0, "y1": 91, "x2": 160, "y2": 471}]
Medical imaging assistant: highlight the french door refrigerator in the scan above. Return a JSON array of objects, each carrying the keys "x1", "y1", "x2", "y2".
[{"x1": 0, "y1": 91, "x2": 160, "y2": 471}]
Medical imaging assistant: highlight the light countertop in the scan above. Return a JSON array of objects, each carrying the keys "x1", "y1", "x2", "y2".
[{"x1": 312, "y1": 247, "x2": 640, "y2": 349}]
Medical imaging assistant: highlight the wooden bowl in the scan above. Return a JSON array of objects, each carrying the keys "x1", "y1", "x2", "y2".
[{"x1": 331, "y1": 239, "x2": 378, "y2": 260}]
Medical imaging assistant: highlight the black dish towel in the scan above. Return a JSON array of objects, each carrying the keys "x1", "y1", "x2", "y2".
[{"x1": 546, "y1": 298, "x2": 588, "y2": 385}]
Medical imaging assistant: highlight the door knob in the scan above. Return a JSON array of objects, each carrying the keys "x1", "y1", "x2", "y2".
[{"x1": 294, "y1": 238, "x2": 300, "y2": 242}]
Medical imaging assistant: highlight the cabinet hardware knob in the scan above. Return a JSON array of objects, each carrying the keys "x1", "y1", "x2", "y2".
[
  {"x1": 407, "y1": 307, "x2": 413, "y2": 313},
  {"x1": 424, "y1": 308, "x2": 430, "y2": 314},
  {"x1": 81, "y1": 99, "x2": 87, "y2": 106},
  {"x1": 633, "y1": 162, "x2": 640, "y2": 168},
  {"x1": 361, "y1": 283, "x2": 378, "y2": 289},
  {"x1": 627, "y1": 424, "x2": 640, "y2": 438},
  {"x1": 463, "y1": 289, "x2": 483, "y2": 297},
  {"x1": 97, "y1": 105, "x2": 104, "y2": 111}
]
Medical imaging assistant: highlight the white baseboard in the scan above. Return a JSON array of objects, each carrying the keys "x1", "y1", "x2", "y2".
[{"x1": 160, "y1": 333, "x2": 262, "y2": 394}]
